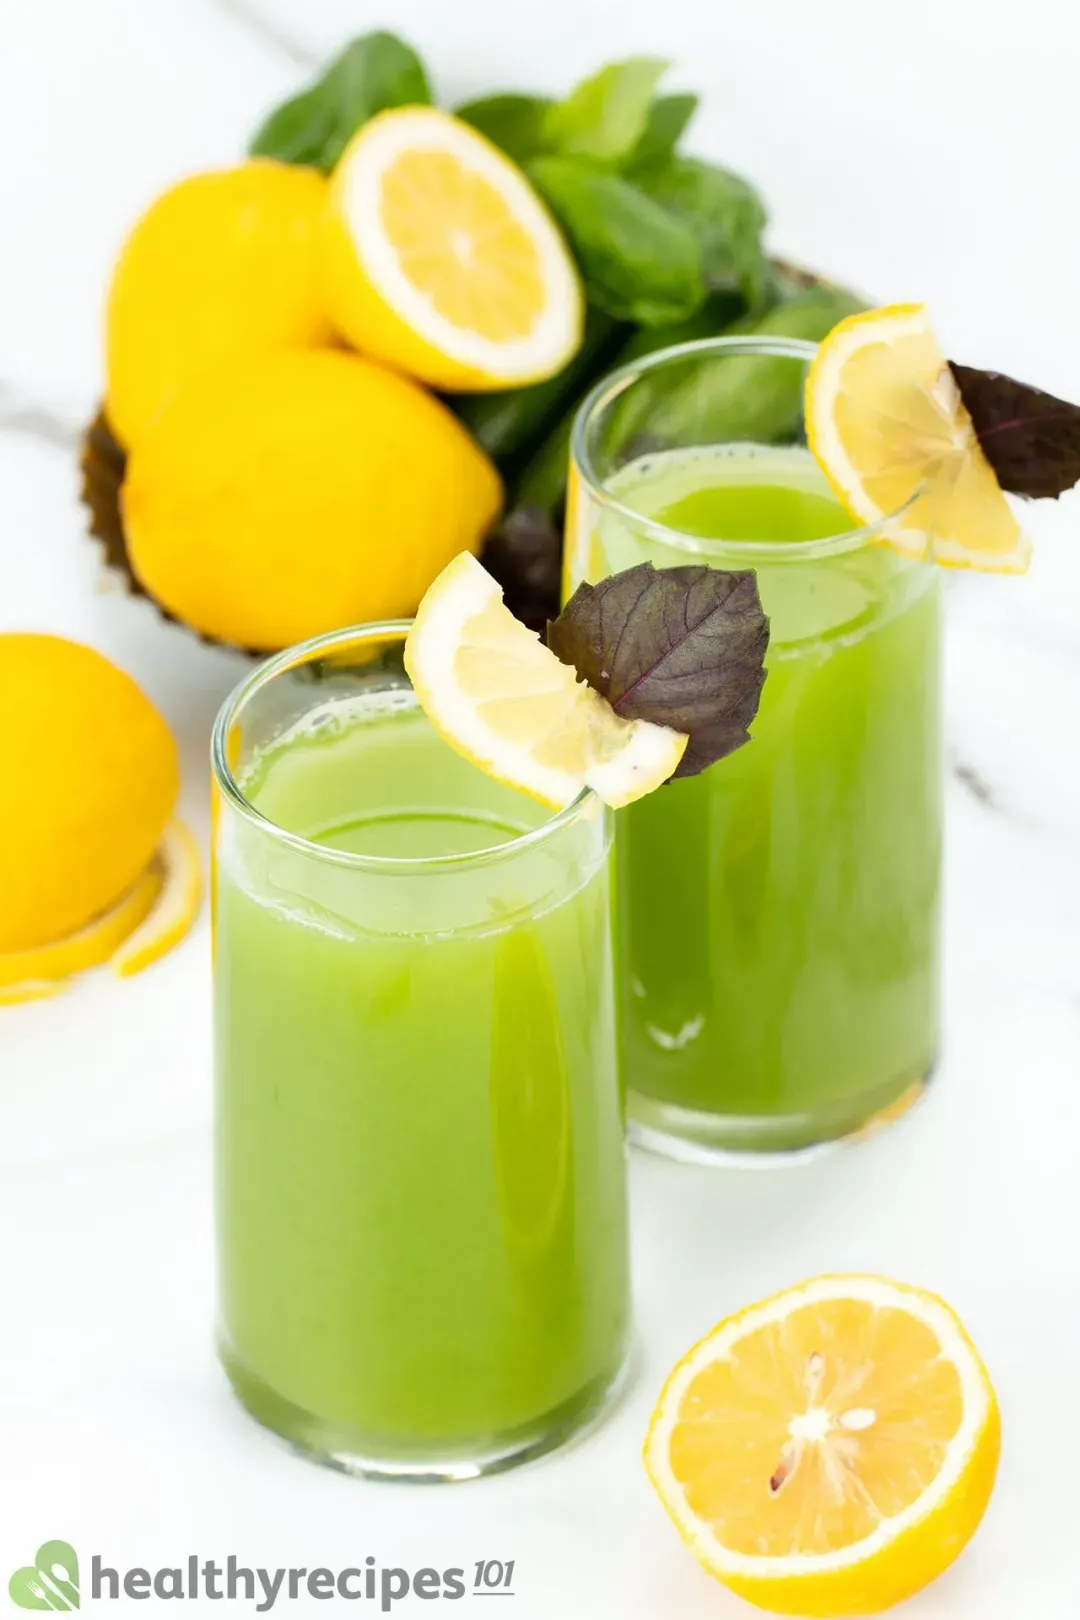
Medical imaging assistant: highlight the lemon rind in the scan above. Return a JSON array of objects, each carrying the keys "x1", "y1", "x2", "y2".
[
  {"x1": 643, "y1": 1272, "x2": 995, "y2": 1580},
  {"x1": 405, "y1": 554, "x2": 584, "y2": 809},
  {"x1": 805, "y1": 303, "x2": 1030, "y2": 574},
  {"x1": 405, "y1": 553, "x2": 686, "y2": 811},
  {"x1": 112, "y1": 820, "x2": 202, "y2": 978},
  {"x1": 334, "y1": 108, "x2": 583, "y2": 386}
]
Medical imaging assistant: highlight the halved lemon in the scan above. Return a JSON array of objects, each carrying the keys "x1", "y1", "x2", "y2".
[
  {"x1": 0, "y1": 820, "x2": 201, "y2": 1005},
  {"x1": 404, "y1": 553, "x2": 687, "y2": 810},
  {"x1": 645, "y1": 1275, "x2": 1000, "y2": 1617},
  {"x1": 320, "y1": 107, "x2": 583, "y2": 390},
  {"x1": 805, "y1": 303, "x2": 1030, "y2": 573}
]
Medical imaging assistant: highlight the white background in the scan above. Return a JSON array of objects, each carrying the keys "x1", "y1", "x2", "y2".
[{"x1": 2, "y1": 1, "x2": 1079, "y2": 1614}]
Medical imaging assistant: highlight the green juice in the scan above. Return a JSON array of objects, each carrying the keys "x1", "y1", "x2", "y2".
[
  {"x1": 214, "y1": 688, "x2": 629, "y2": 1475},
  {"x1": 572, "y1": 445, "x2": 942, "y2": 1156}
]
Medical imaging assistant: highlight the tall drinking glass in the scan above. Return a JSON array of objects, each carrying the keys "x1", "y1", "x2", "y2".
[
  {"x1": 212, "y1": 624, "x2": 629, "y2": 1479},
  {"x1": 567, "y1": 337, "x2": 943, "y2": 1163}
]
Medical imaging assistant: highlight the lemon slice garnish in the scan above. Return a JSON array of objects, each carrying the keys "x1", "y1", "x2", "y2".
[
  {"x1": 645, "y1": 1274, "x2": 1000, "y2": 1617},
  {"x1": 404, "y1": 553, "x2": 687, "y2": 810},
  {"x1": 320, "y1": 108, "x2": 583, "y2": 390},
  {"x1": 0, "y1": 865, "x2": 161, "y2": 999},
  {"x1": 0, "y1": 820, "x2": 201, "y2": 1005},
  {"x1": 806, "y1": 302, "x2": 1030, "y2": 573}
]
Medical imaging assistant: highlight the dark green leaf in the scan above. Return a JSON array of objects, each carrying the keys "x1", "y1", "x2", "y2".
[
  {"x1": 447, "y1": 308, "x2": 625, "y2": 466},
  {"x1": 249, "y1": 31, "x2": 431, "y2": 172},
  {"x1": 636, "y1": 156, "x2": 768, "y2": 303},
  {"x1": 455, "y1": 93, "x2": 554, "y2": 165},
  {"x1": 510, "y1": 294, "x2": 745, "y2": 517},
  {"x1": 529, "y1": 158, "x2": 705, "y2": 325},
  {"x1": 609, "y1": 285, "x2": 867, "y2": 453},
  {"x1": 752, "y1": 284, "x2": 866, "y2": 340},
  {"x1": 949, "y1": 362, "x2": 1080, "y2": 499},
  {"x1": 543, "y1": 57, "x2": 669, "y2": 163},
  {"x1": 615, "y1": 290, "x2": 746, "y2": 364},
  {"x1": 626, "y1": 93, "x2": 699, "y2": 168},
  {"x1": 548, "y1": 562, "x2": 769, "y2": 777}
]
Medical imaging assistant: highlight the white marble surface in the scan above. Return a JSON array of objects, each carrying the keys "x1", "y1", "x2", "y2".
[{"x1": 2, "y1": 1, "x2": 1079, "y2": 1614}]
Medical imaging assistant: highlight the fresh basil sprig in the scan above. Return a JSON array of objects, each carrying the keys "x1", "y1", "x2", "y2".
[
  {"x1": 250, "y1": 36, "x2": 770, "y2": 333},
  {"x1": 541, "y1": 57, "x2": 670, "y2": 164},
  {"x1": 635, "y1": 156, "x2": 769, "y2": 305},
  {"x1": 625, "y1": 93, "x2": 700, "y2": 168},
  {"x1": 455, "y1": 94, "x2": 553, "y2": 166},
  {"x1": 464, "y1": 58, "x2": 767, "y2": 329},
  {"x1": 529, "y1": 159, "x2": 706, "y2": 326},
  {"x1": 249, "y1": 32, "x2": 431, "y2": 172}
]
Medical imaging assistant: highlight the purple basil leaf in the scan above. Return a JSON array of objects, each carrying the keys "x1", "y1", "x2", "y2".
[
  {"x1": 480, "y1": 506, "x2": 563, "y2": 634},
  {"x1": 546, "y1": 561, "x2": 769, "y2": 779},
  {"x1": 950, "y1": 361, "x2": 1080, "y2": 499}
]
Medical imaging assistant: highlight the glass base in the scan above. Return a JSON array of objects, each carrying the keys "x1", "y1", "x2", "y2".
[
  {"x1": 628, "y1": 1067, "x2": 933, "y2": 1167},
  {"x1": 219, "y1": 1336, "x2": 632, "y2": 1483}
]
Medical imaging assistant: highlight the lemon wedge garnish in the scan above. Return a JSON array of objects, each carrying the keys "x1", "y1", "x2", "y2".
[
  {"x1": 0, "y1": 820, "x2": 201, "y2": 1005},
  {"x1": 645, "y1": 1274, "x2": 1000, "y2": 1617},
  {"x1": 805, "y1": 302, "x2": 1030, "y2": 573},
  {"x1": 404, "y1": 553, "x2": 687, "y2": 810},
  {"x1": 320, "y1": 107, "x2": 583, "y2": 390}
]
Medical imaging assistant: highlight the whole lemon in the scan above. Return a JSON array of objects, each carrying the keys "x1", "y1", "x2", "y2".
[
  {"x1": 105, "y1": 161, "x2": 332, "y2": 450},
  {"x1": 121, "y1": 349, "x2": 503, "y2": 651},
  {"x1": 0, "y1": 635, "x2": 180, "y2": 953}
]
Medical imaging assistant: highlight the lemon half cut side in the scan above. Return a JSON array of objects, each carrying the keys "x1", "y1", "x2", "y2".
[
  {"x1": 321, "y1": 107, "x2": 584, "y2": 391},
  {"x1": 645, "y1": 1273, "x2": 1000, "y2": 1617}
]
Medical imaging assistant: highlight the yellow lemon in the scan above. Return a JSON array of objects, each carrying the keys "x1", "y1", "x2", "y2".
[
  {"x1": 0, "y1": 821, "x2": 203, "y2": 1004},
  {"x1": 320, "y1": 107, "x2": 583, "y2": 390},
  {"x1": 805, "y1": 303, "x2": 1029, "y2": 573},
  {"x1": 0, "y1": 865, "x2": 161, "y2": 999},
  {"x1": 405, "y1": 553, "x2": 686, "y2": 809},
  {"x1": 106, "y1": 161, "x2": 332, "y2": 449},
  {"x1": 121, "y1": 348, "x2": 502, "y2": 651},
  {"x1": 0, "y1": 635, "x2": 180, "y2": 953},
  {"x1": 645, "y1": 1275, "x2": 1000, "y2": 1616}
]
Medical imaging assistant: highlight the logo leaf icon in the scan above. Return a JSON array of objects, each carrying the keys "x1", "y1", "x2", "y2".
[{"x1": 8, "y1": 1543, "x2": 79, "y2": 1611}]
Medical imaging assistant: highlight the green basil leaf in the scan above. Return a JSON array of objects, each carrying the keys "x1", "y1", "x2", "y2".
[
  {"x1": 455, "y1": 93, "x2": 554, "y2": 165},
  {"x1": 626, "y1": 93, "x2": 699, "y2": 168},
  {"x1": 543, "y1": 57, "x2": 669, "y2": 164},
  {"x1": 447, "y1": 307, "x2": 623, "y2": 465},
  {"x1": 611, "y1": 285, "x2": 868, "y2": 454},
  {"x1": 249, "y1": 31, "x2": 431, "y2": 172},
  {"x1": 636, "y1": 156, "x2": 768, "y2": 303},
  {"x1": 529, "y1": 158, "x2": 705, "y2": 325},
  {"x1": 249, "y1": 86, "x2": 340, "y2": 170}
]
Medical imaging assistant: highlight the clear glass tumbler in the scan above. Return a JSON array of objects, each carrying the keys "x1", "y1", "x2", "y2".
[
  {"x1": 567, "y1": 336, "x2": 943, "y2": 1163},
  {"x1": 212, "y1": 624, "x2": 629, "y2": 1479}
]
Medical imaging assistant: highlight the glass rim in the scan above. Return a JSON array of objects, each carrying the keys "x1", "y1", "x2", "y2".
[
  {"x1": 210, "y1": 620, "x2": 600, "y2": 875},
  {"x1": 570, "y1": 333, "x2": 919, "y2": 562}
]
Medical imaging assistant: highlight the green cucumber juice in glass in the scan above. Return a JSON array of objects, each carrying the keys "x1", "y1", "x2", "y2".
[
  {"x1": 568, "y1": 337, "x2": 942, "y2": 1160},
  {"x1": 212, "y1": 627, "x2": 628, "y2": 1479}
]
